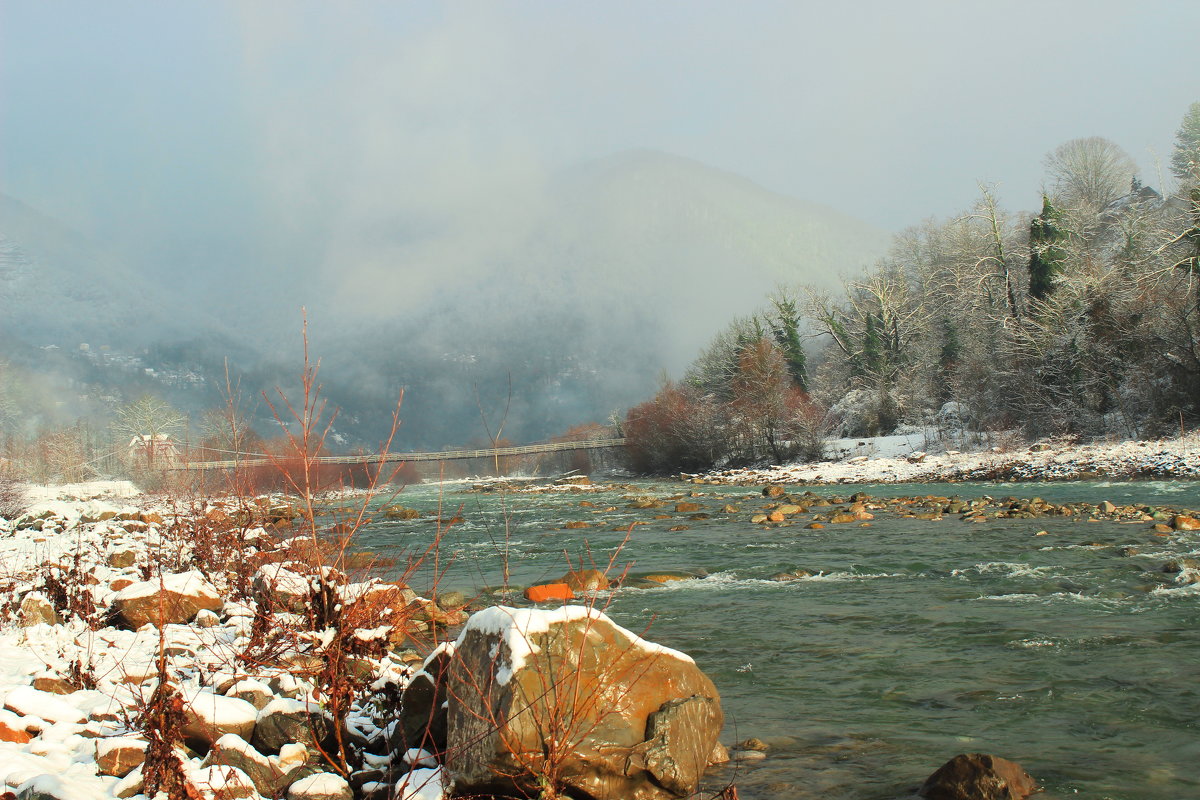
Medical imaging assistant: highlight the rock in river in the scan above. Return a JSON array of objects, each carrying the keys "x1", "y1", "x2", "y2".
[{"x1": 444, "y1": 605, "x2": 723, "y2": 800}]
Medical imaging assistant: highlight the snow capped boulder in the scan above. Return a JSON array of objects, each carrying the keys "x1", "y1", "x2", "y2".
[
  {"x1": 287, "y1": 772, "x2": 352, "y2": 800},
  {"x1": 183, "y1": 689, "x2": 259, "y2": 749},
  {"x1": 187, "y1": 764, "x2": 259, "y2": 800},
  {"x1": 253, "y1": 564, "x2": 313, "y2": 612},
  {"x1": 3, "y1": 685, "x2": 86, "y2": 724},
  {"x1": 203, "y1": 733, "x2": 307, "y2": 797},
  {"x1": 444, "y1": 605, "x2": 723, "y2": 800},
  {"x1": 253, "y1": 696, "x2": 335, "y2": 755},
  {"x1": 112, "y1": 570, "x2": 223, "y2": 628},
  {"x1": 227, "y1": 678, "x2": 275, "y2": 711}
]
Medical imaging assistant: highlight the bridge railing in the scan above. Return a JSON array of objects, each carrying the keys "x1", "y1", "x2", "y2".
[{"x1": 172, "y1": 438, "x2": 627, "y2": 471}]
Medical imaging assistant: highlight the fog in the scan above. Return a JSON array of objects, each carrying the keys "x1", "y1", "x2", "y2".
[{"x1": 2, "y1": 0, "x2": 1198, "y2": 446}]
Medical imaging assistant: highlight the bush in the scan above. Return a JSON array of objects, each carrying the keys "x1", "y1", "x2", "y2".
[{"x1": 0, "y1": 474, "x2": 25, "y2": 520}]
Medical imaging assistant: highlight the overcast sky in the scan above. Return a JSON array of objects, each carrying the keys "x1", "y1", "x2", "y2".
[{"x1": 2, "y1": 0, "x2": 1198, "y2": 280}]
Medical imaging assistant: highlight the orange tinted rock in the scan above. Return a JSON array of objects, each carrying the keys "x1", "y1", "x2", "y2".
[
  {"x1": 523, "y1": 583, "x2": 575, "y2": 603},
  {"x1": 767, "y1": 511, "x2": 786, "y2": 523},
  {"x1": 564, "y1": 521, "x2": 591, "y2": 529},
  {"x1": 562, "y1": 570, "x2": 609, "y2": 592},
  {"x1": 674, "y1": 502, "x2": 703, "y2": 513},
  {"x1": 1172, "y1": 515, "x2": 1200, "y2": 531},
  {"x1": 0, "y1": 718, "x2": 30, "y2": 743}
]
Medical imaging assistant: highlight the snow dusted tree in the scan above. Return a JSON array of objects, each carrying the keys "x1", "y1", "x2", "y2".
[
  {"x1": 683, "y1": 315, "x2": 766, "y2": 399},
  {"x1": 113, "y1": 394, "x2": 186, "y2": 468},
  {"x1": 1170, "y1": 102, "x2": 1200, "y2": 188},
  {"x1": 1044, "y1": 136, "x2": 1137, "y2": 211},
  {"x1": 1028, "y1": 195, "x2": 1069, "y2": 300}
]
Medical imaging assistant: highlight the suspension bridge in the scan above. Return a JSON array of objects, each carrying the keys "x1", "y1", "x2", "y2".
[{"x1": 171, "y1": 438, "x2": 628, "y2": 471}]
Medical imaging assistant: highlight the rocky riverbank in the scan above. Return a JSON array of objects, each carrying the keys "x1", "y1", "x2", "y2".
[
  {"x1": 685, "y1": 432, "x2": 1200, "y2": 485},
  {"x1": 0, "y1": 482, "x2": 723, "y2": 800}
]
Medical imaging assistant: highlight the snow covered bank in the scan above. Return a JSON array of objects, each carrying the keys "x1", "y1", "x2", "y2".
[{"x1": 688, "y1": 433, "x2": 1200, "y2": 485}]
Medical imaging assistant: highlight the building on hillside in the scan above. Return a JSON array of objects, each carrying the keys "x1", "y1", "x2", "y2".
[{"x1": 126, "y1": 434, "x2": 181, "y2": 469}]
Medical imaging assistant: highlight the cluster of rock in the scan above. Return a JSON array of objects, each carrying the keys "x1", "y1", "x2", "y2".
[{"x1": 0, "y1": 492, "x2": 725, "y2": 800}]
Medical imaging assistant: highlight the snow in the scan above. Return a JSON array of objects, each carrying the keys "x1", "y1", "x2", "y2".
[
  {"x1": 2, "y1": 686, "x2": 86, "y2": 724},
  {"x1": 114, "y1": 570, "x2": 222, "y2": 604},
  {"x1": 396, "y1": 767, "x2": 447, "y2": 800},
  {"x1": 288, "y1": 771, "x2": 350, "y2": 796},
  {"x1": 458, "y1": 605, "x2": 693, "y2": 686},
  {"x1": 691, "y1": 431, "x2": 1200, "y2": 485}
]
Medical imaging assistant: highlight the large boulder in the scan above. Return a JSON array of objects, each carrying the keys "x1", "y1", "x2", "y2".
[
  {"x1": 919, "y1": 753, "x2": 1039, "y2": 800},
  {"x1": 113, "y1": 571, "x2": 223, "y2": 628},
  {"x1": 444, "y1": 606, "x2": 722, "y2": 800}
]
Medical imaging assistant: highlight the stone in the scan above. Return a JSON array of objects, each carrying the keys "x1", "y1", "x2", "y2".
[
  {"x1": 0, "y1": 715, "x2": 31, "y2": 743},
  {"x1": 776, "y1": 504, "x2": 805, "y2": 515},
  {"x1": 919, "y1": 753, "x2": 1038, "y2": 800},
  {"x1": 107, "y1": 549, "x2": 138, "y2": 568},
  {"x1": 95, "y1": 737, "x2": 148, "y2": 777},
  {"x1": 392, "y1": 650, "x2": 450, "y2": 756},
  {"x1": 194, "y1": 609, "x2": 221, "y2": 628},
  {"x1": 437, "y1": 590, "x2": 467, "y2": 609},
  {"x1": 1172, "y1": 515, "x2": 1200, "y2": 531},
  {"x1": 830, "y1": 512, "x2": 857, "y2": 524},
  {"x1": 767, "y1": 511, "x2": 785, "y2": 523},
  {"x1": 562, "y1": 569, "x2": 610, "y2": 592},
  {"x1": 253, "y1": 564, "x2": 312, "y2": 613},
  {"x1": 14, "y1": 775, "x2": 75, "y2": 800},
  {"x1": 253, "y1": 697, "x2": 335, "y2": 755},
  {"x1": 1098, "y1": 500, "x2": 1117, "y2": 514},
  {"x1": 203, "y1": 733, "x2": 299, "y2": 797},
  {"x1": 674, "y1": 502, "x2": 703, "y2": 513},
  {"x1": 564, "y1": 521, "x2": 591, "y2": 529},
  {"x1": 227, "y1": 679, "x2": 275, "y2": 711},
  {"x1": 523, "y1": 583, "x2": 574, "y2": 603},
  {"x1": 762, "y1": 485, "x2": 786, "y2": 497},
  {"x1": 31, "y1": 675, "x2": 74, "y2": 695},
  {"x1": 19, "y1": 593, "x2": 58, "y2": 627},
  {"x1": 187, "y1": 765, "x2": 259, "y2": 799},
  {"x1": 287, "y1": 773, "x2": 352, "y2": 800},
  {"x1": 183, "y1": 690, "x2": 259, "y2": 750},
  {"x1": 113, "y1": 571, "x2": 223, "y2": 628},
  {"x1": 445, "y1": 606, "x2": 722, "y2": 800}
]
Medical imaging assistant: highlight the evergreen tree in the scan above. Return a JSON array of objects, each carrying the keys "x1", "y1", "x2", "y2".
[
  {"x1": 1028, "y1": 195, "x2": 1068, "y2": 300},
  {"x1": 769, "y1": 295, "x2": 809, "y2": 391},
  {"x1": 1171, "y1": 102, "x2": 1200, "y2": 186}
]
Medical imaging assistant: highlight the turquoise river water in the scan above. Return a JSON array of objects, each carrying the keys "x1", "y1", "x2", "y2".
[{"x1": 351, "y1": 478, "x2": 1200, "y2": 800}]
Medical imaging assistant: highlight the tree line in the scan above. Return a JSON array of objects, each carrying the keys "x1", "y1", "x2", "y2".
[{"x1": 624, "y1": 103, "x2": 1200, "y2": 472}]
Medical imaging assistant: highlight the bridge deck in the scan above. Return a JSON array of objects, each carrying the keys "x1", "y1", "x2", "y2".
[{"x1": 174, "y1": 438, "x2": 627, "y2": 471}]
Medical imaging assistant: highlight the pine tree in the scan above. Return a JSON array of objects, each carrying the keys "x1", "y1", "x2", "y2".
[
  {"x1": 769, "y1": 295, "x2": 809, "y2": 391},
  {"x1": 1171, "y1": 102, "x2": 1200, "y2": 186},
  {"x1": 1028, "y1": 195, "x2": 1067, "y2": 301}
]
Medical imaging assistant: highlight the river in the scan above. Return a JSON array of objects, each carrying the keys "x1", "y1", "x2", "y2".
[{"x1": 352, "y1": 478, "x2": 1200, "y2": 800}]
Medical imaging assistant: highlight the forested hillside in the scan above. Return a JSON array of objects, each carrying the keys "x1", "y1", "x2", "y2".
[{"x1": 626, "y1": 104, "x2": 1200, "y2": 472}]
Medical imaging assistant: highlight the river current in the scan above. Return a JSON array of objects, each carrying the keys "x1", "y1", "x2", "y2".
[{"x1": 353, "y1": 478, "x2": 1200, "y2": 800}]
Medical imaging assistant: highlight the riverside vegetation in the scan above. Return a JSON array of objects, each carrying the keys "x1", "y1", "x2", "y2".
[{"x1": 623, "y1": 104, "x2": 1200, "y2": 474}]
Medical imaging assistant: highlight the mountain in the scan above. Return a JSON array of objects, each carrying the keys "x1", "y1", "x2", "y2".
[
  {"x1": 314, "y1": 150, "x2": 890, "y2": 447},
  {"x1": 1, "y1": 151, "x2": 890, "y2": 448}
]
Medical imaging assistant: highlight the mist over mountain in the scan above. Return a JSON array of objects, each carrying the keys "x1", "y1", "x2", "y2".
[{"x1": 1, "y1": 150, "x2": 887, "y2": 449}]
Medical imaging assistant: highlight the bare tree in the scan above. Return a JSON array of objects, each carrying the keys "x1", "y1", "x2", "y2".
[
  {"x1": 113, "y1": 394, "x2": 186, "y2": 469},
  {"x1": 1044, "y1": 136, "x2": 1137, "y2": 211}
]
